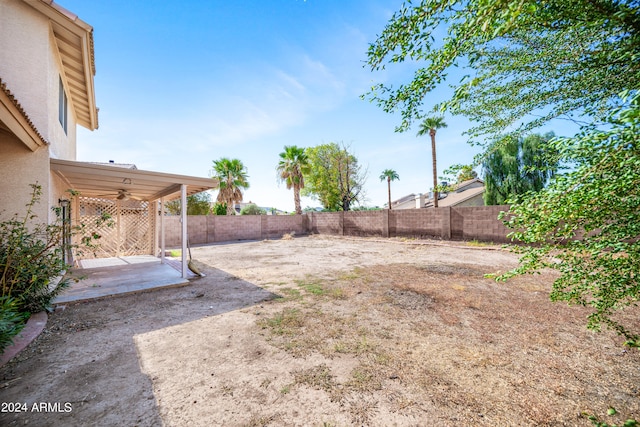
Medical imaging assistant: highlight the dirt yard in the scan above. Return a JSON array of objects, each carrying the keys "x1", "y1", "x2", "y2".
[{"x1": 1, "y1": 235, "x2": 638, "y2": 426}]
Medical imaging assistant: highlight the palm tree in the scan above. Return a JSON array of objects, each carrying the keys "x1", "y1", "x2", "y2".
[
  {"x1": 277, "y1": 145, "x2": 309, "y2": 215},
  {"x1": 417, "y1": 117, "x2": 447, "y2": 207},
  {"x1": 211, "y1": 157, "x2": 249, "y2": 215},
  {"x1": 379, "y1": 169, "x2": 400, "y2": 210}
]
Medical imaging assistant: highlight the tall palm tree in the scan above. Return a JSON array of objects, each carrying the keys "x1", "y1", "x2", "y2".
[
  {"x1": 379, "y1": 169, "x2": 400, "y2": 210},
  {"x1": 417, "y1": 117, "x2": 447, "y2": 208},
  {"x1": 277, "y1": 145, "x2": 309, "y2": 214},
  {"x1": 211, "y1": 157, "x2": 249, "y2": 215}
]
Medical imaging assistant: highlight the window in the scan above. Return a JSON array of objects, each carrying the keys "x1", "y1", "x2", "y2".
[{"x1": 58, "y1": 77, "x2": 67, "y2": 133}]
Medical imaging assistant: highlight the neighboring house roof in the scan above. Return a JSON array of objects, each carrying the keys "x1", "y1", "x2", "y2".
[
  {"x1": 453, "y1": 178, "x2": 484, "y2": 192},
  {"x1": 391, "y1": 178, "x2": 486, "y2": 209},
  {"x1": 0, "y1": 78, "x2": 49, "y2": 150},
  {"x1": 391, "y1": 193, "x2": 417, "y2": 207},
  {"x1": 25, "y1": 0, "x2": 98, "y2": 130},
  {"x1": 424, "y1": 185, "x2": 485, "y2": 208}
]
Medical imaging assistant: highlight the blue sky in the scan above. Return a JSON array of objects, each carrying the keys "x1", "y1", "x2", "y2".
[{"x1": 61, "y1": 0, "x2": 571, "y2": 211}]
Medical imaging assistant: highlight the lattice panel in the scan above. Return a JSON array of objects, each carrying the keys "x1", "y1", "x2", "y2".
[
  {"x1": 119, "y1": 200, "x2": 152, "y2": 257},
  {"x1": 75, "y1": 197, "x2": 153, "y2": 260}
]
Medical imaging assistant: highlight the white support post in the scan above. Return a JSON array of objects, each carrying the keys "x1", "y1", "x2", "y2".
[
  {"x1": 181, "y1": 184, "x2": 188, "y2": 279},
  {"x1": 160, "y1": 198, "x2": 165, "y2": 264}
]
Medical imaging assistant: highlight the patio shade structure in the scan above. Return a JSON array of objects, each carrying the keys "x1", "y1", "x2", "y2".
[{"x1": 51, "y1": 159, "x2": 218, "y2": 278}]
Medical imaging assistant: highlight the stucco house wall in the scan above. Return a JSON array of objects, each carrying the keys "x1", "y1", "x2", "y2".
[
  {"x1": 0, "y1": 136, "x2": 50, "y2": 221},
  {"x1": 0, "y1": 0, "x2": 86, "y2": 222},
  {"x1": 454, "y1": 193, "x2": 485, "y2": 207}
]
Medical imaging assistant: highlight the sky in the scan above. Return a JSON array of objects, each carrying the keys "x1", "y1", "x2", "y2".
[{"x1": 60, "y1": 0, "x2": 574, "y2": 212}]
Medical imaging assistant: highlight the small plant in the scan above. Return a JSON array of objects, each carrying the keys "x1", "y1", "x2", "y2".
[
  {"x1": 297, "y1": 280, "x2": 325, "y2": 295},
  {"x1": 467, "y1": 239, "x2": 492, "y2": 247},
  {"x1": 586, "y1": 408, "x2": 638, "y2": 427},
  {"x1": 258, "y1": 308, "x2": 304, "y2": 336},
  {"x1": 212, "y1": 202, "x2": 227, "y2": 216},
  {"x1": 275, "y1": 287, "x2": 302, "y2": 301},
  {"x1": 0, "y1": 296, "x2": 28, "y2": 352},
  {"x1": 279, "y1": 385, "x2": 291, "y2": 394}
]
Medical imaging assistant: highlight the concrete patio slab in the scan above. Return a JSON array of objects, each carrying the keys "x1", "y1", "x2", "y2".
[
  {"x1": 53, "y1": 260, "x2": 190, "y2": 305},
  {"x1": 78, "y1": 255, "x2": 161, "y2": 269}
]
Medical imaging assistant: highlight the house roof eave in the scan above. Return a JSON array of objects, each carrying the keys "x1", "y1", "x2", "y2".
[
  {"x1": 0, "y1": 79, "x2": 49, "y2": 151},
  {"x1": 26, "y1": 0, "x2": 98, "y2": 130}
]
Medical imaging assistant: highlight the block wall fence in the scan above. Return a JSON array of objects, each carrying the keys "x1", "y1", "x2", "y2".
[{"x1": 161, "y1": 205, "x2": 512, "y2": 247}]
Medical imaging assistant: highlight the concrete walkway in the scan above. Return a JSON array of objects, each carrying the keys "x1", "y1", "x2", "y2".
[{"x1": 53, "y1": 256, "x2": 193, "y2": 305}]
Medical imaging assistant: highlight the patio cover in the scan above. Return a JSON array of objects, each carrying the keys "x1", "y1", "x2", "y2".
[
  {"x1": 51, "y1": 158, "x2": 218, "y2": 278},
  {"x1": 51, "y1": 159, "x2": 216, "y2": 201}
]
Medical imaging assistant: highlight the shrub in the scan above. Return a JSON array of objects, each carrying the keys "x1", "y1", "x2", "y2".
[
  {"x1": 212, "y1": 202, "x2": 227, "y2": 216},
  {"x1": 240, "y1": 204, "x2": 266, "y2": 215},
  {"x1": 0, "y1": 296, "x2": 28, "y2": 353},
  {"x1": 1, "y1": 184, "x2": 109, "y2": 314}
]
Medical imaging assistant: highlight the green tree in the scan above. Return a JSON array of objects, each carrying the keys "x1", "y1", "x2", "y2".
[
  {"x1": 499, "y1": 94, "x2": 640, "y2": 345},
  {"x1": 367, "y1": 1, "x2": 640, "y2": 349},
  {"x1": 277, "y1": 145, "x2": 310, "y2": 215},
  {"x1": 416, "y1": 117, "x2": 447, "y2": 207},
  {"x1": 379, "y1": 169, "x2": 400, "y2": 210},
  {"x1": 211, "y1": 158, "x2": 249, "y2": 215},
  {"x1": 483, "y1": 133, "x2": 559, "y2": 205},
  {"x1": 364, "y1": 0, "x2": 640, "y2": 140},
  {"x1": 456, "y1": 165, "x2": 477, "y2": 183},
  {"x1": 240, "y1": 204, "x2": 266, "y2": 215},
  {"x1": 302, "y1": 142, "x2": 367, "y2": 211},
  {"x1": 164, "y1": 192, "x2": 212, "y2": 216}
]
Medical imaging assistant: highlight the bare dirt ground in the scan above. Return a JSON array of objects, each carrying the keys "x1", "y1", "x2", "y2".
[{"x1": 1, "y1": 234, "x2": 638, "y2": 426}]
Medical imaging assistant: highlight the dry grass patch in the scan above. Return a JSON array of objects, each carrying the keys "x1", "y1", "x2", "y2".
[{"x1": 255, "y1": 262, "x2": 640, "y2": 425}]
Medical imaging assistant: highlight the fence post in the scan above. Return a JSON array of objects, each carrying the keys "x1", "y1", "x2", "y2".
[
  {"x1": 340, "y1": 211, "x2": 345, "y2": 236},
  {"x1": 306, "y1": 212, "x2": 312, "y2": 234},
  {"x1": 382, "y1": 209, "x2": 389, "y2": 238},
  {"x1": 441, "y1": 207, "x2": 452, "y2": 239},
  {"x1": 260, "y1": 215, "x2": 267, "y2": 240}
]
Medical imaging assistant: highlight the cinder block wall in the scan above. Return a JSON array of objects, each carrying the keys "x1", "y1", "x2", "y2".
[
  {"x1": 309, "y1": 212, "x2": 343, "y2": 235},
  {"x1": 391, "y1": 209, "x2": 448, "y2": 239},
  {"x1": 343, "y1": 211, "x2": 384, "y2": 237},
  {"x1": 161, "y1": 205, "x2": 512, "y2": 247}
]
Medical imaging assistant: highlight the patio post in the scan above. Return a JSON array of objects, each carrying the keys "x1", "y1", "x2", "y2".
[
  {"x1": 181, "y1": 184, "x2": 188, "y2": 279},
  {"x1": 160, "y1": 197, "x2": 165, "y2": 264}
]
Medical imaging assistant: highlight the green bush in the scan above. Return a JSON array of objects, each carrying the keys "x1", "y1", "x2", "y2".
[
  {"x1": 240, "y1": 204, "x2": 266, "y2": 215},
  {"x1": 0, "y1": 296, "x2": 28, "y2": 353},
  {"x1": 1, "y1": 184, "x2": 109, "y2": 314},
  {"x1": 212, "y1": 202, "x2": 227, "y2": 215}
]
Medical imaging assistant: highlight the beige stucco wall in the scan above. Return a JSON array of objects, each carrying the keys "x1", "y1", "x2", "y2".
[
  {"x1": 0, "y1": 0, "x2": 77, "y2": 159},
  {"x1": 0, "y1": 0, "x2": 80, "y2": 223},
  {"x1": 455, "y1": 193, "x2": 485, "y2": 207},
  {"x1": 0, "y1": 135, "x2": 50, "y2": 222}
]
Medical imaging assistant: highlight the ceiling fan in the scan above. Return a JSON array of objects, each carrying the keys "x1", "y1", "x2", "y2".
[{"x1": 93, "y1": 189, "x2": 140, "y2": 201}]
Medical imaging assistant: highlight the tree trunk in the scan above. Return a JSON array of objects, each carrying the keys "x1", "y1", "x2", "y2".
[
  {"x1": 293, "y1": 186, "x2": 302, "y2": 215},
  {"x1": 430, "y1": 129, "x2": 438, "y2": 208},
  {"x1": 387, "y1": 177, "x2": 392, "y2": 210}
]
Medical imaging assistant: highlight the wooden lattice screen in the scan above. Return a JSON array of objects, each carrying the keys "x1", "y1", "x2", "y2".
[{"x1": 74, "y1": 197, "x2": 155, "y2": 260}]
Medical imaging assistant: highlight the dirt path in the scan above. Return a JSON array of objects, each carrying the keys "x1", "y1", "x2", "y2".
[{"x1": 1, "y1": 235, "x2": 638, "y2": 426}]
